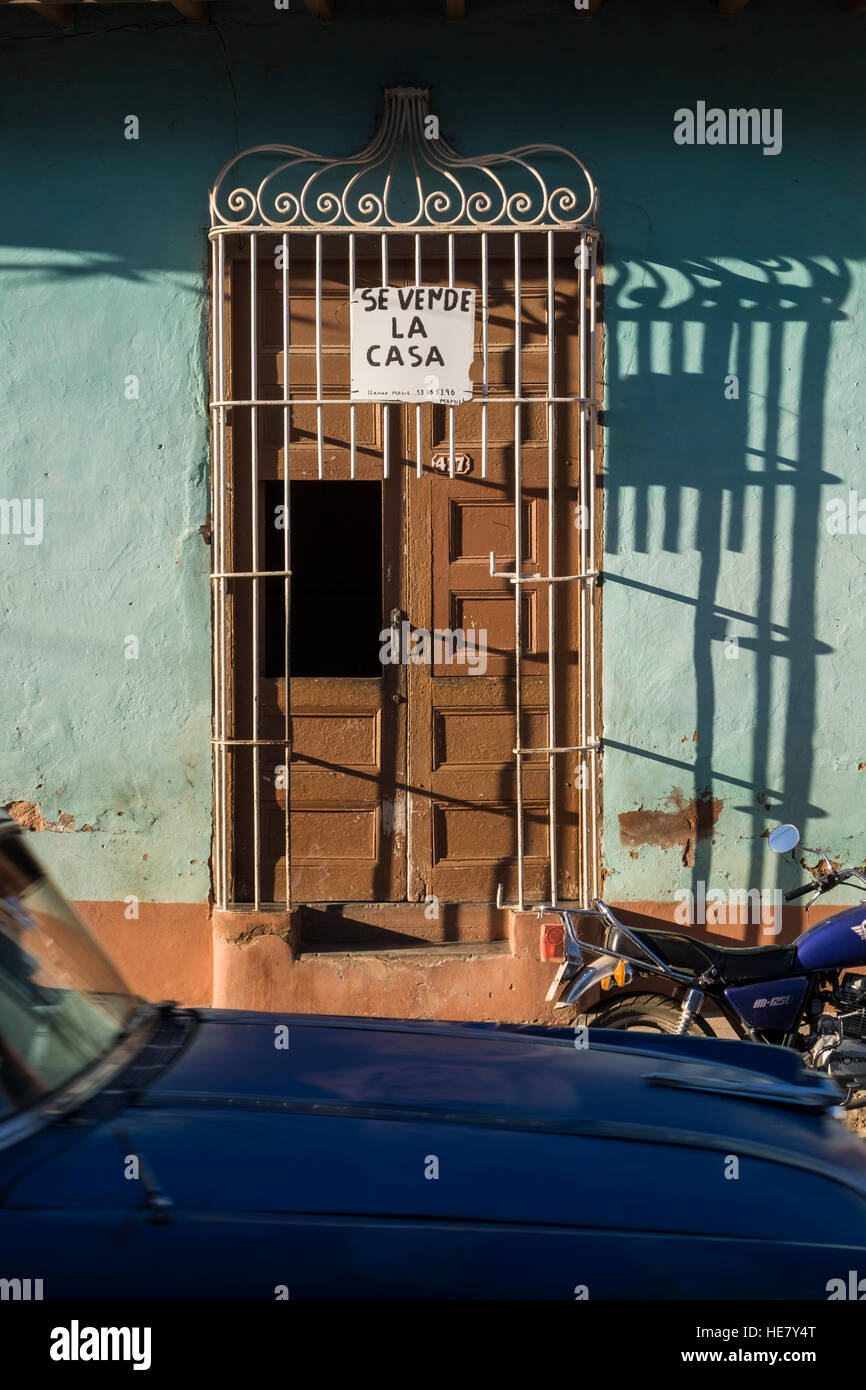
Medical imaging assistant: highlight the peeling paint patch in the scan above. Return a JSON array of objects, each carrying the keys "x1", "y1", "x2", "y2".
[
  {"x1": 618, "y1": 787, "x2": 723, "y2": 867},
  {"x1": 230, "y1": 922, "x2": 293, "y2": 950},
  {"x1": 3, "y1": 801, "x2": 82, "y2": 833}
]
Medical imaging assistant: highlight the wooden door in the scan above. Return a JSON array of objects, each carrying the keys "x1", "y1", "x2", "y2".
[
  {"x1": 227, "y1": 235, "x2": 583, "y2": 909},
  {"x1": 404, "y1": 242, "x2": 582, "y2": 905},
  {"x1": 229, "y1": 243, "x2": 408, "y2": 904}
]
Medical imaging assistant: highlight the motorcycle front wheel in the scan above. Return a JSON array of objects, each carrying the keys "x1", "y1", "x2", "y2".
[{"x1": 577, "y1": 990, "x2": 717, "y2": 1037}]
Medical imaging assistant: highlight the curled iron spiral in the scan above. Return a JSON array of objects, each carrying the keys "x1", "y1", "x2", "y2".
[{"x1": 210, "y1": 87, "x2": 597, "y2": 232}]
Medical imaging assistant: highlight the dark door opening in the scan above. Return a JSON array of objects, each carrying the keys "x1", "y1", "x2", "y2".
[{"x1": 263, "y1": 480, "x2": 383, "y2": 678}]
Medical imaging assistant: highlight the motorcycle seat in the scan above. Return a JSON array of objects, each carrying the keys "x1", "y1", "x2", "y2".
[{"x1": 611, "y1": 924, "x2": 797, "y2": 987}]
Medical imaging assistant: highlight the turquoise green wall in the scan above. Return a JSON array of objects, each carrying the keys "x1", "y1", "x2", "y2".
[{"x1": 0, "y1": 0, "x2": 863, "y2": 907}]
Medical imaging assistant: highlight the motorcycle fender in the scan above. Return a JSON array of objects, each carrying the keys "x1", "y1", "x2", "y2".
[{"x1": 554, "y1": 955, "x2": 622, "y2": 1010}]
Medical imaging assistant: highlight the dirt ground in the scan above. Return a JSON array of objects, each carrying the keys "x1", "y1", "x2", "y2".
[{"x1": 843, "y1": 1109, "x2": 866, "y2": 1138}]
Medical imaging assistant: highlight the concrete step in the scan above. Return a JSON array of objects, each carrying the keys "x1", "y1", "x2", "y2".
[
  {"x1": 299, "y1": 939, "x2": 512, "y2": 962},
  {"x1": 297, "y1": 901, "x2": 510, "y2": 951},
  {"x1": 213, "y1": 911, "x2": 553, "y2": 1021}
]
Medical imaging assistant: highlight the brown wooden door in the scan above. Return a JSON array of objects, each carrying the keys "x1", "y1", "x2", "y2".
[
  {"x1": 230, "y1": 245, "x2": 409, "y2": 904},
  {"x1": 228, "y1": 236, "x2": 582, "y2": 908},
  {"x1": 403, "y1": 245, "x2": 582, "y2": 906}
]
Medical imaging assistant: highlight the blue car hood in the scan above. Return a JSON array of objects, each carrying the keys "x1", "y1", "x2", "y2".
[
  {"x1": 6, "y1": 1011, "x2": 866, "y2": 1241},
  {"x1": 147, "y1": 1008, "x2": 831, "y2": 1122}
]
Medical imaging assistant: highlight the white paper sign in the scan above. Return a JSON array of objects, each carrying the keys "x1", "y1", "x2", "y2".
[{"x1": 350, "y1": 285, "x2": 476, "y2": 403}]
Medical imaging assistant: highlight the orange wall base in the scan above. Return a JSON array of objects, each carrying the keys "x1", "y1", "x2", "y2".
[
  {"x1": 76, "y1": 900, "x2": 212, "y2": 1007},
  {"x1": 210, "y1": 907, "x2": 552, "y2": 1023},
  {"x1": 72, "y1": 897, "x2": 842, "y2": 1021}
]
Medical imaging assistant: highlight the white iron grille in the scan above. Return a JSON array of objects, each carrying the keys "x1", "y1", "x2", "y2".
[{"x1": 209, "y1": 89, "x2": 601, "y2": 913}]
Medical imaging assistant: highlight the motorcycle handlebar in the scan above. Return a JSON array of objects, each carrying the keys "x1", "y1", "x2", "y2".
[
  {"x1": 784, "y1": 882, "x2": 818, "y2": 902},
  {"x1": 784, "y1": 872, "x2": 845, "y2": 901}
]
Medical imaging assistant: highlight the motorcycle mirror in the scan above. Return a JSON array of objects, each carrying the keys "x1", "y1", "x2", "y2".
[{"x1": 768, "y1": 823, "x2": 800, "y2": 854}]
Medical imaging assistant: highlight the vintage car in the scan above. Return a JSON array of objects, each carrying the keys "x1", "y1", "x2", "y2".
[{"x1": 1, "y1": 808, "x2": 865, "y2": 1301}]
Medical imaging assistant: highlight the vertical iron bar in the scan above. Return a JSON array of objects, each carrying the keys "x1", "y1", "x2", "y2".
[
  {"x1": 282, "y1": 231, "x2": 292, "y2": 911},
  {"x1": 210, "y1": 235, "x2": 222, "y2": 908},
  {"x1": 381, "y1": 233, "x2": 389, "y2": 480},
  {"x1": 546, "y1": 230, "x2": 558, "y2": 907},
  {"x1": 415, "y1": 233, "x2": 423, "y2": 478},
  {"x1": 481, "y1": 231, "x2": 489, "y2": 480},
  {"x1": 448, "y1": 232, "x2": 456, "y2": 478},
  {"x1": 513, "y1": 231, "x2": 525, "y2": 911},
  {"x1": 315, "y1": 232, "x2": 324, "y2": 480},
  {"x1": 250, "y1": 234, "x2": 261, "y2": 910},
  {"x1": 578, "y1": 232, "x2": 589, "y2": 908},
  {"x1": 217, "y1": 232, "x2": 228, "y2": 909},
  {"x1": 588, "y1": 233, "x2": 599, "y2": 901},
  {"x1": 349, "y1": 233, "x2": 357, "y2": 480}
]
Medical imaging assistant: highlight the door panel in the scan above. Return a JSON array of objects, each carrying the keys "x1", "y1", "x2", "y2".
[
  {"x1": 406, "y1": 247, "x2": 582, "y2": 905},
  {"x1": 230, "y1": 250, "x2": 408, "y2": 903}
]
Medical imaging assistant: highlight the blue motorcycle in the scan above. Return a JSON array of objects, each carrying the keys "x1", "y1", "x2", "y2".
[{"x1": 545, "y1": 823, "x2": 866, "y2": 1109}]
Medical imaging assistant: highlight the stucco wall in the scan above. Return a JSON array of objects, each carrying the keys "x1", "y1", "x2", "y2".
[{"x1": 0, "y1": 0, "x2": 863, "y2": 912}]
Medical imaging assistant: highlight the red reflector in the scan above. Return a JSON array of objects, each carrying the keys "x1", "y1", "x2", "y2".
[{"x1": 540, "y1": 923, "x2": 564, "y2": 961}]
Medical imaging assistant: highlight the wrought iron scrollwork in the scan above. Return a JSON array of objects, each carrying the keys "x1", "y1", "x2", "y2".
[{"x1": 210, "y1": 86, "x2": 597, "y2": 232}]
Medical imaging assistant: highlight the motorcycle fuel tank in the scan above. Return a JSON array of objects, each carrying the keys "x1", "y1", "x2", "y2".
[{"x1": 795, "y1": 905, "x2": 866, "y2": 972}]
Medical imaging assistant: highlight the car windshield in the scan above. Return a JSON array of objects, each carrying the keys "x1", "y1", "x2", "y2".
[{"x1": 0, "y1": 828, "x2": 142, "y2": 1118}]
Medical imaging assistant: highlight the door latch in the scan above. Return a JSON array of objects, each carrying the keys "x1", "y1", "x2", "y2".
[{"x1": 389, "y1": 608, "x2": 407, "y2": 702}]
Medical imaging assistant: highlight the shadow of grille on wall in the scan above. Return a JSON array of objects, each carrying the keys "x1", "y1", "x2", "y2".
[{"x1": 603, "y1": 252, "x2": 849, "y2": 928}]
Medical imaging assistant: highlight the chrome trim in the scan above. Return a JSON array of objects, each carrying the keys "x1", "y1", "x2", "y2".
[
  {"x1": 676, "y1": 986, "x2": 706, "y2": 1036},
  {"x1": 540, "y1": 899, "x2": 698, "y2": 1008},
  {"x1": 644, "y1": 1070, "x2": 842, "y2": 1113}
]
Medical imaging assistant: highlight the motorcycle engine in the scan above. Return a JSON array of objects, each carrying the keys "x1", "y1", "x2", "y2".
[{"x1": 809, "y1": 975, "x2": 866, "y2": 1093}]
